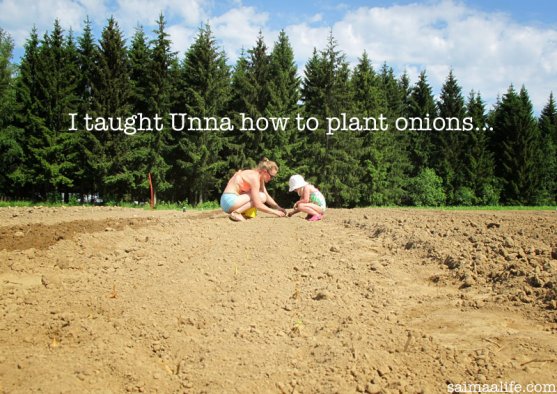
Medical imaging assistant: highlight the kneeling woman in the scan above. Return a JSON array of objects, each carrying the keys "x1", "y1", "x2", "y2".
[{"x1": 220, "y1": 158, "x2": 286, "y2": 221}]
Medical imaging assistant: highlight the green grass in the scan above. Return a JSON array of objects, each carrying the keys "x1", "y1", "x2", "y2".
[
  {"x1": 364, "y1": 205, "x2": 556, "y2": 211},
  {"x1": 0, "y1": 200, "x2": 555, "y2": 211},
  {"x1": 0, "y1": 200, "x2": 221, "y2": 211},
  {"x1": 437, "y1": 205, "x2": 556, "y2": 211}
]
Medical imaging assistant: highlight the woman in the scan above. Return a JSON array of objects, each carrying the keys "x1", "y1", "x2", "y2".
[{"x1": 220, "y1": 158, "x2": 287, "y2": 221}]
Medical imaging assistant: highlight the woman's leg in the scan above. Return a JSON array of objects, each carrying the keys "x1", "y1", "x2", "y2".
[
  {"x1": 230, "y1": 192, "x2": 266, "y2": 213},
  {"x1": 229, "y1": 192, "x2": 267, "y2": 221}
]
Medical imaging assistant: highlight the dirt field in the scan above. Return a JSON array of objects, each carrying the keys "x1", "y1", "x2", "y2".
[{"x1": 0, "y1": 206, "x2": 556, "y2": 393}]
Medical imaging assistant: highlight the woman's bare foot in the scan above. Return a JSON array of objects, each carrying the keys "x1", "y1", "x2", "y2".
[{"x1": 229, "y1": 211, "x2": 246, "y2": 222}]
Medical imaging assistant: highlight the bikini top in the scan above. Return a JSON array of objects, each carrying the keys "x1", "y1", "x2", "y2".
[{"x1": 233, "y1": 170, "x2": 252, "y2": 193}]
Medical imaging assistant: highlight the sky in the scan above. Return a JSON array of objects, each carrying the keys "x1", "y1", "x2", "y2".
[{"x1": 1, "y1": 0, "x2": 556, "y2": 113}]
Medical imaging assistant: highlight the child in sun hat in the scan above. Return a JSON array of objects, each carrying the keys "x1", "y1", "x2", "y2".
[{"x1": 287, "y1": 174, "x2": 326, "y2": 221}]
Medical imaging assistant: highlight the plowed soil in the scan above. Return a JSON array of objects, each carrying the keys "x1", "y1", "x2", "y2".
[{"x1": 1, "y1": 206, "x2": 556, "y2": 393}]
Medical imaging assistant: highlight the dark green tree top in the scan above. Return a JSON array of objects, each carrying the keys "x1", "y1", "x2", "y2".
[
  {"x1": 493, "y1": 85, "x2": 544, "y2": 204},
  {"x1": 268, "y1": 30, "x2": 300, "y2": 116},
  {"x1": 128, "y1": 25, "x2": 151, "y2": 115},
  {"x1": 351, "y1": 51, "x2": 384, "y2": 117},
  {"x1": 93, "y1": 16, "x2": 131, "y2": 117}
]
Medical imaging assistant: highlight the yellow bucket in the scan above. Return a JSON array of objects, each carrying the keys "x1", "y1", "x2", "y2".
[{"x1": 242, "y1": 207, "x2": 257, "y2": 218}]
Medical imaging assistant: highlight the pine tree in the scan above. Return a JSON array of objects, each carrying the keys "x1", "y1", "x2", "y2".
[
  {"x1": 407, "y1": 70, "x2": 437, "y2": 175},
  {"x1": 300, "y1": 33, "x2": 361, "y2": 207},
  {"x1": 300, "y1": 47, "x2": 328, "y2": 190},
  {"x1": 13, "y1": 28, "x2": 42, "y2": 198},
  {"x1": 266, "y1": 30, "x2": 301, "y2": 204},
  {"x1": 463, "y1": 91, "x2": 497, "y2": 204},
  {"x1": 174, "y1": 23, "x2": 231, "y2": 204},
  {"x1": 92, "y1": 16, "x2": 133, "y2": 200},
  {"x1": 122, "y1": 25, "x2": 155, "y2": 202},
  {"x1": 227, "y1": 51, "x2": 253, "y2": 170},
  {"x1": 352, "y1": 52, "x2": 409, "y2": 205},
  {"x1": 434, "y1": 70, "x2": 466, "y2": 203},
  {"x1": 77, "y1": 18, "x2": 97, "y2": 114},
  {"x1": 163, "y1": 56, "x2": 183, "y2": 202},
  {"x1": 538, "y1": 93, "x2": 557, "y2": 203},
  {"x1": 56, "y1": 29, "x2": 84, "y2": 201},
  {"x1": 229, "y1": 31, "x2": 273, "y2": 163},
  {"x1": 492, "y1": 85, "x2": 544, "y2": 204},
  {"x1": 75, "y1": 17, "x2": 102, "y2": 200},
  {"x1": 248, "y1": 31, "x2": 272, "y2": 116},
  {"x1": 351, "y1": 51, "x2": 384, "y2": 116},
  {"x1": 0, "y1": 28, "x2": 23, "y2": 197},
  {"x1": 378, "y1": 63, "x2": 405, "y2": 120},
  {"x1": 0, "y1": 28, "x2": 13, "y2": 100},
  {"x1": 13, "y1": 21, "x2": 79, "y2": 200},
  {"x1": 398, "y1": 71, "x2": 412, "y2": 117},
  {"x1": 268, "y1": 31, "x2": 300, "y2": 116},
  {"x1": 37, "y1": 21, "x2": 78, "y2": 134},
  {"x1": 372, "y1": 65, "x2": 415, "y2": 204},
  {"x1": 136, "y1": 14, "x2": 175, "y2": 203},
  {"x1": 129, "y1": 26, "x2": 151, "y2": 114}
]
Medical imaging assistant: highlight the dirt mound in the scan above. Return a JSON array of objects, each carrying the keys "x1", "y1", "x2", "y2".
[
  {"x1": 341, "y1": 210, "x2": 557, "y2": 315},
  {"x1": 0, "y1": 218, "x2": 154, "y2": 251},
  {"x1": 0, "y1": 207, "x2": 556, "y2": 393}
]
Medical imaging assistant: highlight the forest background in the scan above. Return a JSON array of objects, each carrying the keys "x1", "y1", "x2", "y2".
[{"x1": 0, "y1": 15, "x2": 556, "y2": 207}]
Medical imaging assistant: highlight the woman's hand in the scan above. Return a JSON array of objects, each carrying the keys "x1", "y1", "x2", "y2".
[{"x1": 275, "y1": 210, "x2": 286, "y2": 217}]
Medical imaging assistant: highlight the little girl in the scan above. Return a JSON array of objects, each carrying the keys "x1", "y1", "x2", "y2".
[{"x1": 287, "y1": 174, "x2": 326, "y2": 221}]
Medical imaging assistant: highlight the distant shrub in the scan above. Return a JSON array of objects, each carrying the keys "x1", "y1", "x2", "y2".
[
  {"x1": 408, "y1": 168, "x2": 446, "y2": 207},
  {"x1": 478, "y1": 184, "x2": 500, "y2": 206},
  {"x1": 454, "y1": 187, "x2": 476, "y2": 206}
]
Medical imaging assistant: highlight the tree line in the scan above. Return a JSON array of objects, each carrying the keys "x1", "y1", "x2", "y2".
[{"x1": 0, "y1": 16, "x2": 556, "y2": 207}]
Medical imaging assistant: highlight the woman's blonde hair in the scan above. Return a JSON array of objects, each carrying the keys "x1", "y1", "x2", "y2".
[{"x1": 257, "y1": 157, "x2": 278, "y2": 173}]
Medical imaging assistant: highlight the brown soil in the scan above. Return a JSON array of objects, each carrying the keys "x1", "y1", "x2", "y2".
[{"x1": 0, "y1": 206, "x2": 556, "y2": 393}]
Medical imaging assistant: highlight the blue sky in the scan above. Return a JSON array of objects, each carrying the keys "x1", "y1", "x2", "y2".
[{"x1": 1, "y1": 0, "x2": 556, "y2": 113}]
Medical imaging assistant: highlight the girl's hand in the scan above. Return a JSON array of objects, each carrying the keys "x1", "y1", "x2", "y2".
[{"x1": 275, "y1": 210, "x2": 286, "y2": 217}]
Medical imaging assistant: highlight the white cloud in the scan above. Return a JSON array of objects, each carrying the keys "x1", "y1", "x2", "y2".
[
  {"x1": 112, "y1": 0, "x2": 207, "y2": 34},
  {"x1": 210, "y1": 6, "x2": 273, "y2": 61},
  {"x1": 2, "y1": 0, "x2": 555, "y2": 111},
  {"x1": 308, "y1": 13, "x2": 323, "y2": 24},
  {"x1": 0, "y1": 0, "x2": 208, "y2": 48},
  {"x1": 0, "y1": 0, "x2": 88, "y2": 45},
  {"x1": 285, "y1": 23, "x2": 329, "y2": 63},
  {"x1": 322, "y1": 0, "x2": 557, "y2": 111},
  {"x1": 167, "y1": 24, "x2": 195, "y2": 58}
]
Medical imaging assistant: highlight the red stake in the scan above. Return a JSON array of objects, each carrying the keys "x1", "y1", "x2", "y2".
[{"x1": 148, "y1": 172, "x2": 154, "y2": 209}]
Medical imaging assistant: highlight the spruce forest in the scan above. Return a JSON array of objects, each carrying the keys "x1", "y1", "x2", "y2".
[{"x1": 0, "y1": 16, "x2": 556, "y2": 207}]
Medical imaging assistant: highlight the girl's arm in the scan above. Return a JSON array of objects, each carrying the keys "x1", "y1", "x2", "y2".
[
  {"x1": 287, "y1": 207, "x2": 300, "y2": 217},
  {"x1": 299, "y1": 185, "x2": 311, "y2": 203}
]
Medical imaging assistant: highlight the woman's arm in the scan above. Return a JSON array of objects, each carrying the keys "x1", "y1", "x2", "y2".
[
  {"x1": 249, "y1": 175, "x2": 284, "y2": 216},
  {"x1": 260, "y1": 178, "x2": 287, "y2": 213}
]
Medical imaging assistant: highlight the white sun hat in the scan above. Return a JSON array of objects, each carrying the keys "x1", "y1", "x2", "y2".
[{"x1": 289, "y1": 174, "x2": 308, "y2": 192}]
